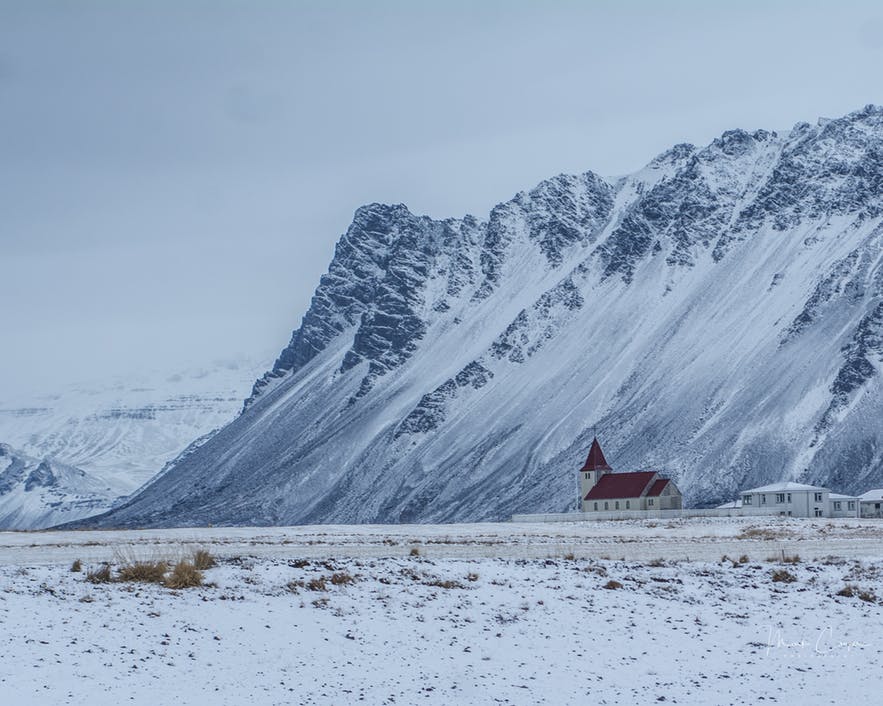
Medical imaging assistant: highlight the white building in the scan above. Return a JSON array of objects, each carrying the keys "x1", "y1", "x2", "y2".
[
  {"x1": 859, "y1": 489, "x2": 883, "y2": 518},
  {"x1": 828, "y1": 493, "x2": 859, "y2": 518},
  {"x1": 739, "y1": 482, "x2": 830, "y2": 518}
]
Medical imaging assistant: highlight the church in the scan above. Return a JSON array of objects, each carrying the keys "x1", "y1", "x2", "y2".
[{"x1": 578, "y1": 437, "x2": 682, "y2": 513}]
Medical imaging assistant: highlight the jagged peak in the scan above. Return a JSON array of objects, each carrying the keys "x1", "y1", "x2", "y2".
[
  {"x1": 649, "y1": 143, "x2": 696, "y2": 167},
  {"x1": 351, "y1": 202, "x2": 419, "y2": 230},
  {"x1": 706, "y1": 128, "x2": 777, "y2": 158},
  {"x1": 848, "y1": 103, "x2": 883, "y2": 119},
  {"x1": 501, "y1": 171, "x2": 612, "y2": 211}
]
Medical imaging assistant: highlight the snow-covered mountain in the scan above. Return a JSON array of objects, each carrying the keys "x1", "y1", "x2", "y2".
[
  {"x1": 82, "y1": 105, "x2": 883, "y2": 528},
  {"x1": 0, "y1": 443, "x2": 118, "y2": 529},
  {"x1": 0, "y1": 357, "x2": 269, "y2": 496}
]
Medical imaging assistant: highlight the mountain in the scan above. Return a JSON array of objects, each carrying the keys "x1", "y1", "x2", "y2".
[
  {"x1": 0, "y1": 443, "x2": 118, "y2": 529},
  {"x1": 0, "y1": 357, "x2": 269, "y2": 496},
  {"x1": 79, "y1": 105, "x2": 883, "y2": 528}
]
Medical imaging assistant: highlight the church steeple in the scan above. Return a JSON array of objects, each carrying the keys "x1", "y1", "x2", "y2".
[
  {"x1": 580, "y1": 437, "x2": 612, "y2": 472},
  {"x1": 578, "y1": 436, "x2": 612, "y2": 510}
]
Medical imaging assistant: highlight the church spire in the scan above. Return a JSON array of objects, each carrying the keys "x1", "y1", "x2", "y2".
[{"x1": 580, "y1": 437, "x2": 612, "y2": 472}]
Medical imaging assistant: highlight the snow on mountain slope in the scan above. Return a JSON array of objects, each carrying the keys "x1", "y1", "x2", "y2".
[
  {"x1": 82, "y1": 105, "x2": 883, "y2": 528},
  {"x1": 0, "y1": 443, "x2": 117, "y2": 529},
  {"x1": 0, "y1": 357, "x2": 269, "y2": 496}
]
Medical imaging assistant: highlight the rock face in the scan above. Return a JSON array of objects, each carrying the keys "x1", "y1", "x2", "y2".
[
  {"x1": 83, "y1": 105, "x2": 883, "y2": 528},
  {"x1": 0, "y1": 443, "x2": 117, "y2": 529}
]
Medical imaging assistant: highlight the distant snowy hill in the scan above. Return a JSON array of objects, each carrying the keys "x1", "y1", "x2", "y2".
[
  {"x1": 0, "y1": 443, "x2": 117, "y2": 529},
  {"x1": 0, "y1": 357, "x2": 268, "y2": 496},
  {"x1": 83, "y1": 105, "x2": 883, "y2": 528}
]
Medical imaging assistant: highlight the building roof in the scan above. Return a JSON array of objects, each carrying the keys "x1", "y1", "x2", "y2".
[
  {"x1": 585, "y1": 471, "x2": 656, "y2": 501},
  {"x1": 859, "y1": 489, "x2": 883, "y2": 502},
  {"x1": 828, "y1": 493, "x2": 858, "y2": 500},
  {"x1": 580, "y1": 437, "x2": 612, "y2": 472},
  {"x1": 646, "y1": 479, "x2": 670, "y2": 497},
  {"x1": 742, "y1": 481, "x2": 828, "y2": 494},
  {"x1": 716, "y1": 499, "x2": 743, "y2": 509}
]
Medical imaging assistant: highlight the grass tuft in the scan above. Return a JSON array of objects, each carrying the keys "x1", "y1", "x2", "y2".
[
  {"x1": 603, "y1": 579, "x2": 623, "y2": 590},
  {"x1": 306, "y1": 577, "x2": 327, "y2": 591},
  {"x1": 86, "y1": 564, "x2": 112, "y2": 584},
  {"x1": 330, "y1": 572, "x2": 355, "y2": 586},
  {"x1": 118, "y1": 560, "x2": 167, "y2": 584},
  {"x1": 771, "y1": 569, "x2": 796, "y2": 583},
  {"x1": 164, "y1": 560, "x2": 203, "y2": 589},
  {"x1": 424, "y1": 578, "x2": 464, "y2": 589},
  {"x1": 858, "y1": 589, "x2": 877, "y2": 603},
  {"x1": 70, "y1": 559, "x2": 82, "y2": 573},
  {"x1": 192, "y1": 549, "x2": 216, "y2": 570}
]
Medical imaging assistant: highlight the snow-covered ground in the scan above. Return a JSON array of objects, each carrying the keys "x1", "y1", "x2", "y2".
[{"x1": 1, "y1": 517, "x2": 882, "y2": 704}]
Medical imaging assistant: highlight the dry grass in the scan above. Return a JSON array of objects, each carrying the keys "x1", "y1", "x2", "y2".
[
  {"x1": 86, "y1": 564, "x2": 112, "y2": 584},
  {"x1": 118, "y1": 560, "x2": 168, "y2": 584},
  {"x1": 771, "y1": 569, "x2": 797, "y2": 583},
  {"x1": 563, "y1": 552, "x2": 576, "y2": 561},
  {"x1": 738, "y1": 526, "x2": 788, "y2": 541},
  {"x1": 603, "y1": 580, "x2": 623, "y2": 590},
  {"x1": 306, "y1": 577, "x2": 327, "y2": 591},
  {"x1": 466, "y1": 572, "x2": 479, "y2": 582},
  {"x1": 330, "y1": 572, "x2": 355, "y2": 586},
  {"x1": 858, "y1": 589, "x2": 877, "y2": 603},
  {"x1": 164, "y1": 560, "x2": 203, "y2": 589},
  {"x1": 836, "y1": 584, "x2": 877, "y2": 603},
  {"x1": 409, "y1": 547, "x2": 420, "y2": 557},
  {"x1": 70, "y1": 559, "x2": 82, "y2": 573},
  {"x1": 192, "y1": 549, "x2": 216, "y2": 570},
  {"x1": 424, "y1": 578, "x2": 464, "y2": 589}
]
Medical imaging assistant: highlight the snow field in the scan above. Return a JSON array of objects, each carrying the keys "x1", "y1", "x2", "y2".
[{"x1": 1, "y1": 518, "x2": 882, "y2": 705}]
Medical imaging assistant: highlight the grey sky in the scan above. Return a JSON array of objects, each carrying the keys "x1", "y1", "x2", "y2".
[{"x1": 2, "y1": 1, "x2": 882, "y2": 396}]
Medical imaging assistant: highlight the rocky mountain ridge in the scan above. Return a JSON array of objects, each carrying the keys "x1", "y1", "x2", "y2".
[{"x1": 80, "y1": 105, "x2": 883, "y2": 528}]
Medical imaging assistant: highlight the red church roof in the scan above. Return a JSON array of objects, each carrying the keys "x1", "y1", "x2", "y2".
[
  {"x1": 584, "y1": 471, "x2": 657, "y2": 501},
  {"x1": 646, "y1": 479, "x2": 669, "y2": 497},
  {"x1": 580, "y1": 437, "x2": 612, "y2": 472}
]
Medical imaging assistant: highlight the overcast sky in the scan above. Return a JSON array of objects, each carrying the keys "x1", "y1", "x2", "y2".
[{"x1": 2, "y1": 0, "x2": 882, "y2": 397}]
